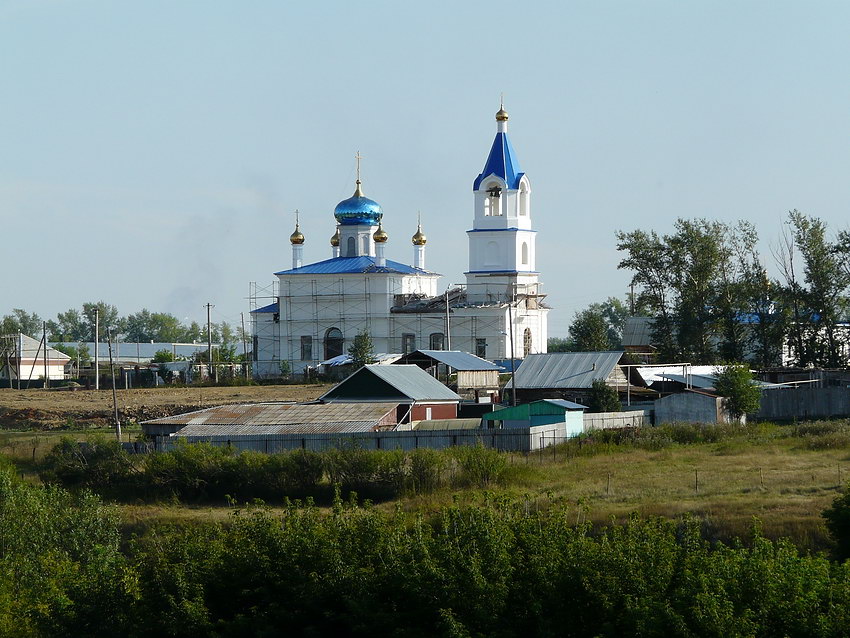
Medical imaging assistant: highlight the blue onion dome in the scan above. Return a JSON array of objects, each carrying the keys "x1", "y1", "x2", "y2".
[{"x1": 333, "y1": 180, "x2": 383, "y2": 226}]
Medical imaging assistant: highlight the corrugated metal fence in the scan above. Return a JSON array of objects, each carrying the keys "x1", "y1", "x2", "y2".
[{"x1": 158, "y1": 423, "x2": 569, "y2": 454}]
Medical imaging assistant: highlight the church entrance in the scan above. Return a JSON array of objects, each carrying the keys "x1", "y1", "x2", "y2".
[{"x1": 324, "y1": 327, "x2": 344, "y2": 360}]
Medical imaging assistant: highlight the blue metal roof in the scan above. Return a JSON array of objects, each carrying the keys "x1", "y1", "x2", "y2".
[
  {"x1": 275, "y1": 256, "x2": 435, "y2": 276},
  {"x1": 251, "y1": 302, "x2": 278, "y2": 314},
  {"x1": 473, "y1": 132, "x2": 524, "y2": 190}
]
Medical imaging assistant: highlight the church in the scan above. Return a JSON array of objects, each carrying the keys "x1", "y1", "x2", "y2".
[{"x1": 250, "y1": 106, "x2": 549, "y2": 378}]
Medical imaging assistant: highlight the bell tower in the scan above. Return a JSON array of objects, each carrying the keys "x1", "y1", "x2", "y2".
[{"x1": 465, "y1": 104, "x2": 539, "y2": 305}]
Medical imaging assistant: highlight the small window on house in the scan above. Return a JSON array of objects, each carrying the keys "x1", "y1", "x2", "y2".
[
  {"x1": 425, "y1": 407, "x2": 432, "y2": 420},
  {"x1": 402, "y1": 333, "x2": 416, "y2": 354},
  {"x1": 523, "y1": 328, "x2": 532, "y2": 357},
  {"x1": 475, "y1": 338, "x2": 487, "y2": 358},
  {"x1": 429, "y1": 332, "x2": 445, "y2": 350},
  {"x1": 300, "y1": 336, "x2": 313, "y2": 361}
]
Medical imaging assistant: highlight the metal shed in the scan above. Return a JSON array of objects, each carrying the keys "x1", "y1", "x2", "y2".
[{"x1": 482, "y1": 399, "x2": 586, "y2": 437}]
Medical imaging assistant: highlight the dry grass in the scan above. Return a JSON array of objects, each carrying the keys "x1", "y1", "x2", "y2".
[{"x1": 0, "y1": 384, "x2": 331, "y2": 429}]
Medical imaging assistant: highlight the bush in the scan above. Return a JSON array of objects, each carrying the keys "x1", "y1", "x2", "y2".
[
  {"x1": 451, "y1": 444, "x2": 507, "y2": 488},
  {"x1": 823, "y1": 484, "x2": 850, "y2": 561},
  {"x1": 40, "y1": 435, "x2": 135, "y2": 492},
  {"x1": 407, "y1": 448, "x2": 446, "y2": 494}
]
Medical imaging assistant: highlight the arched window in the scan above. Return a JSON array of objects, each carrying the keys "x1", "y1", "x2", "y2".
[
  {"x1": 485, "y1": 182, "x2": 501, "y2": 216},
  {"x1": 519, "y1": 182, "x2": 529, "y2": 216},
  {"x1": 523, "y1": 328, "x2": 532, "y2": 357},
  {"x1": 324, "y1": 327, "x2": 344, "y2": 360},
  {"x1": 429, "y1": 332, "x2": 445, "y2": 350},
  {"x1": 346, "y1": 236, "x2": 356, "y2": 257},
  {"x1": 521, "y1": 242, "x2": 529, "y2": 265}
]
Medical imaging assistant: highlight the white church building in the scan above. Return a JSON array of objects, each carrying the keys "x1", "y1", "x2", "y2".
[{"x1": 250, "y1": 106, "x2": 549, "y2": 378}]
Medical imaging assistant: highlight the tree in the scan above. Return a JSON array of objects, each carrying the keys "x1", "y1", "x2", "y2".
[
  {"x1": 348, "y1": 330, "x2": 376, "y2": 369},
  {"x1": 713, "y1": 363, "x2": 761, "y2": 420},
  {"x1": 125, "y1": 309, "x2": 186, "y2": 343},
  {"x1": 823, "y1": 485, "x2": 850, "y2": 561},
  {"x1": 0, "y1": 309, "x2": 43, "y2": 337},
  {"x1": 52, "y1": 343, "x2": 91, "y2": 366},
  {"x1": 152, "y1": 349, "x2": 175, "y2": 363},
  {"x1": 82, "y1": 301, "x2": 122, "y2": 341},
  {"x1": 50, "y1": 308, "x2": 88, "y2": 341},
  {"x1": 568, "y1": 309, "x2": 612, "y2": 351},
  {"x1": 547, "y1": 337, "x2": 574, "y2": 352},
  {"x1": 587, "y1": 378, "x2": 620, "y2": 413}
]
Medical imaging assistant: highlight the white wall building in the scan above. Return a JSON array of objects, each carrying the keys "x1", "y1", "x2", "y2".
[{"x1": 251, "y1": 107, "x2": 549, "y2": 378}]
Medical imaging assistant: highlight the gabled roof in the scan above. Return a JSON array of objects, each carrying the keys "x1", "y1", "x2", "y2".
[
  {"x1": 394, "y1": 350, "x2": 503, "y2": 371},
  {"x1": 473, "y1": 132, "x2": 524, "y2": 190},
  {"x1": 321, "y1": 364, "x2": 461, "y2": 402},
  {"x1": 275, "y1": 256, "x2": 437, "y2": 276},
  {"x1": 506, "y1": 352, "x2": 624, "y2": 390},
  {"x1": 3, "y1": 334, "x2": 71, "y2": 362}
]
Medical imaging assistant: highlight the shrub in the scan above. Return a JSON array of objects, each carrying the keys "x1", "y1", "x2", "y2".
[
  {"x1": 40, "y1": 435, "x2": 135, "y2": 491},
  {"x1": 823, "y1": 483, "x2": 850, "y2": 561},
  {"x1": 407, "y1": 448, "x2": 446, "y2": 494},
  {"x1": 451, "y1": 444, "x2": 507, "y2": 488}
]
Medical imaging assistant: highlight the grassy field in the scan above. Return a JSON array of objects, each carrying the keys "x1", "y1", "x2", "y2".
[{"x1": 101, "y1": 423, "x2": 850, "y2": 552}]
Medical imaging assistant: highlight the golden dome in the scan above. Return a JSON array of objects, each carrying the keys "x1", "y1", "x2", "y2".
[
  {"x1": 495, "y1": 107, "x2": 509, "y2": 122},
  {"x1": 373, "y1": 223, "x2": 388, "y2": 244},
  {"x1": 330, "y1": 227, "x2": 340, "y2": 247},
  {"x1": 290, "y1": 222, "x2": 305, "y2": 245},
  {"x1": 412, "y1": 223, "x2": 427, "y2": 246}
]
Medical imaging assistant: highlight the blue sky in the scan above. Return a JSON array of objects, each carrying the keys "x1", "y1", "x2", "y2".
[{"x1": 3, "y1": 1, "x2": 850, "y2": 336}]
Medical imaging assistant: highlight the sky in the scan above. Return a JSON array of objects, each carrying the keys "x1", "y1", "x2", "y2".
[{"x1": 3, "y1": 0, "x2": 850, "y2": 337}]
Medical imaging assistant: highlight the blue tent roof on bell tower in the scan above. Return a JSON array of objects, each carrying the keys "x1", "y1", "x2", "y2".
[{"x1": 473, "y1": 131, "x2": 524, "y2": 191}]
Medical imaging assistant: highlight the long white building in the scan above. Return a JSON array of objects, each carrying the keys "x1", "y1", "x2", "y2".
[{"x1": 251, "y1": 106, "x2": 548, "y2": 378}]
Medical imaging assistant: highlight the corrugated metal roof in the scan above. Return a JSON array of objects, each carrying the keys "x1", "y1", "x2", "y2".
[
  {"x1": 251, "y1": 302, "x2": 278, "y2": 314},
  {"x1": 275, "y1": 256, "x2": 437, "y2": 276},
  {"x1": 506, "y1": 352, "x2": 624, "y2": 389},
  {"x1": 321, "y1": 364, "x2": 461, "y2": 402},
  {"x1": 400, "y1": 350, "x2": 502, "y2": 371},
  {"x1": 174, "y1": 420, "x2": 380, "y2": 437},
  {"x1": 413, "y1": 418, "x2": 482, "y2": 431},
  {"x1": 622, "y1": 316, "x2": 654, "y2": 348},
  {"x1": 143, "y1": 401, "x2": 398, "y2": 426},
  {"x1": 482, "y1": 399, "x2": 587, "y2": 421},
  {"x1": 365, "y1": 365, "x2": 462, "y2": 400}
]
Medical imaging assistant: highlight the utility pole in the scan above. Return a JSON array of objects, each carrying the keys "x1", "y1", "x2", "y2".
[
  {"x1": 444, "y1": 288, "x2": 451, "y2": 350},
  {"x1": 240, "y1": 312, "x2": 249, "y2": 380},
  {"x1": 94, "y1": 307, "x2": 100, "y2": 390},
  {"x1": 205, "y1": 303, "x2": 214, "y2": 382},
  {"x1": 107, "y1": 329, "x2": 121, "y2": 441},
  {"x1": 42, "y1": 321, "x2": 48, "y2": 389}
]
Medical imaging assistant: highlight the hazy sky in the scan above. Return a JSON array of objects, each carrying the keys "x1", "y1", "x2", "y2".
[{"x1": 3, "y1": 0, "x2": 850, "y2": 336}]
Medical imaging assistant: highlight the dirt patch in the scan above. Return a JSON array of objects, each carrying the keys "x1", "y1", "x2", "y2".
[{"x1": 0, "y1": 384, "x2": 331, "y2": 430}]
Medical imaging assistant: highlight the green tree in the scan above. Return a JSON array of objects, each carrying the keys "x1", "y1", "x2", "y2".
[
  {"x1": 152, "y1": 349, "x2": 175, "y2": 363},
  {"x1": 0, "y1": 308, "x2": 43, "y2": 337},
  {"x1": 823, "y1": 484, "x2": 850, "y2": 561},
  {"x1": 568, "y1": 309, "x2": 612, "y2": 351},
  {"x1": 587, "y1": 378, "x2": 620, "y2": 413},
  {"x1": 50, "y1": 308, "x2": 88, "y2": 341},
  {"x1": 547, "y1": 337, "x2": 574, "y2": 352},
  {"x1": 52, "y1": 343, "x2": 91, "y2": 366},
  {"x1": 713, "y1": 363, "x2": 761, "y2": 420},
  {"x1": 348, "y1": 329, "x2": 376, "y2": 369}
]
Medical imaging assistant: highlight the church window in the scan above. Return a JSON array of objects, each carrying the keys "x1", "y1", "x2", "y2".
[
  {"x1": 485, "y1": 182, "x2": 502, "y2": 216},
  {"x1": 523, "y1": 328, "x2": 532, "y2": 357},
  {"x1": 521, "y1": 242, "x2": 529, "y2": 265},
  {"x1": 402, "y1": 333, "x2": 416, "y2": 354},
  {"x1": 519, "y1": 182, "x2": 529, "y2": 216},
  {"x1": 346, "y1": 236, "x2": 356, "y2": 257},
  {"x1": 475, "y1": 338, "x2": 487, "y2": 358},
  {"x1": 324, "y1": 327, "x2": 344, "y2": 360},
  {"x1": 429, "y1": 332, "x2": 445, "y2": 350},
  {"x1": 300, "y1": 336, "x2": 313, "y2": 361}
]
